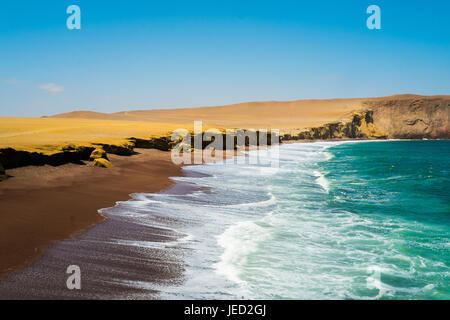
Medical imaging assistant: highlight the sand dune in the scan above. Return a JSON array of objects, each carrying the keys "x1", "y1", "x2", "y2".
[
  {"x1": 52, "y1": 94, "x2": 448, "y2": 127},
  {"x1": 52, "y1": 95, "x2": 430, "y2": 128}
]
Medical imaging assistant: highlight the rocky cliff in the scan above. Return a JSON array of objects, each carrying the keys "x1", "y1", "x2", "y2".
[
  {"x1": 365, "y1": 97, "x2": 449, "y2": 139},
  {"x1": 283, "y1": 96, "x2": 449, "y2": 141},
  {"x1": 284, "y1": 110, "x2": 388, "y2": 141}
]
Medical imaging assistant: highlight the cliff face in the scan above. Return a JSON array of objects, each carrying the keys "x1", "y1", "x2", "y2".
[
  {"x1": 365, "y1": 97, "x2": 450, "y2": 139},
  {"x1": 288, "y1": 110, "x2": 388, "y2": 140},
  {"x1": 284, "y1": 97, "x2": 449, "y2": 141}
]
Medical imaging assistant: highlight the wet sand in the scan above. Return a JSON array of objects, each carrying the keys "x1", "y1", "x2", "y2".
[{"x1": 0, "y1": 182, "x2": 198, "y2": 299}]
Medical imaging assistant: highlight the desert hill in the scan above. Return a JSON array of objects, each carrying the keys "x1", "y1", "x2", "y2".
[{"x1": 52, "y1": 94, "x2": 448, "y2": 130}]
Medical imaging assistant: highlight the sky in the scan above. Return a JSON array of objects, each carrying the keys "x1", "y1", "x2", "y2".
[{"x1": 0, "y1": 0, "x2": 449, "y2": 117}]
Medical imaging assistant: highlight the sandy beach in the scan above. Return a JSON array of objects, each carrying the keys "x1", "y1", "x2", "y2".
[
  {"x1": 0, "y1": 149, "x2": 182, "y2": 279},
  {"x1": 0, "y1": 148, "x2": 240, "y2": 299},
  {"x1": 0, "y1": 94, "x2": 448, "y2": 299}
]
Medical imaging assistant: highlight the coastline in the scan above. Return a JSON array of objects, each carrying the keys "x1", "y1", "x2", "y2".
[
  {"x1": 0, "y1": 149, "x2": 182, "y2": 280},
  {"x1": 0, "y1": 139, "x2": 441, "y2": 280},
  {"x1": 0, "y1": 147, "x2": 240, "y2": 299},
  {"x1": 0, "y1": 147, "x2": 239, "y2": 284},
  {"x1": 0, "y1": 140, "x2": 448, "y2": 299},
  {"x1": 156, "y1": 140, "x2": 450, "y2": 299}
]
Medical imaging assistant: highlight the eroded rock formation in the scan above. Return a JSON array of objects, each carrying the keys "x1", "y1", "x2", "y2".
[
  {"x1": 283, "y1": 96, "x2": 449, "y2": 141},
  {"x1": 288, "y1": 110, "x2": 388, "y2": 140},
  {"x1": 365, "y1": 97, "x2": 449, "y2": 139}
]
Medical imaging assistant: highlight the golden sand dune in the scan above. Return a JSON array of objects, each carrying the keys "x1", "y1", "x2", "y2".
[
  {"x1": 51, "y1": 94, "x2": 446, "y2": 128},
  {"x1": 51, "y1": 96, "x2": 399, "y2": 127}
]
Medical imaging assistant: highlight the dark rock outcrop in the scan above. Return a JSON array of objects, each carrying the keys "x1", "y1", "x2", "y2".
[
  {"x1": 0, "y1": 146, "x2": 95, "y2": 170},
  {"x1": 129, "y1": 137, "x2": 173, "y2": 151},
  {"x1": 92, "y1": 143, "x2": 136, "y2": 156}
]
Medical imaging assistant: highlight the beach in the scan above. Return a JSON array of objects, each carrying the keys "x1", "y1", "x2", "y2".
[
  {"x1": 1, "y1": 140, "x2": 448, "y2": 299},
  {"x1": 0, "y1": 149, "x2": 182, "y2": 280},
  {"x1": 0, "y1": 95, "x2": 449, "y2": 299},
  {"x1": 0, "y1": 148, "x2": 238, "y2": 299}
]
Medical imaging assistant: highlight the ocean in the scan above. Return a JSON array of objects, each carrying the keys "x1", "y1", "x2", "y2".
[{"x1": 104, "y1": 140, "x2": 449, "y2": 299}]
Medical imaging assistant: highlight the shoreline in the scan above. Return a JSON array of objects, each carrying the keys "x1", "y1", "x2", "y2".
[
  {"x1": 0, "y1": 149, "x2": 183, "y2": 280},
  {"x1": 0, "y1": 148, "x2": 239, "y2": 282},
  {"x1": 0, "y1": 139, "x2": 446, "y2": 298},
  {"x1": 0, "y1": 148, "x2": 239, "y2": 299},
  {"x1": 0, "y1": 139, "x2": 443, "y2": 279}
]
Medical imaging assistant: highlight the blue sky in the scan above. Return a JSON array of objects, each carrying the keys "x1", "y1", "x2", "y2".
[{"x1": 0, "y1": 0, "x2": 449, "y2": 117}]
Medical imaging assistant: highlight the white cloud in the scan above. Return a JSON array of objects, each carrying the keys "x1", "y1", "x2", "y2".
[{"x1": 38, "y1": 82, "x2": 64, "y2": 94}]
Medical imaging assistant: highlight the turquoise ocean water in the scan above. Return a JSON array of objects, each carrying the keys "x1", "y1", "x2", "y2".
[{"x1": 109, "y1": 140, "x2": 449, "y2": 299}]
